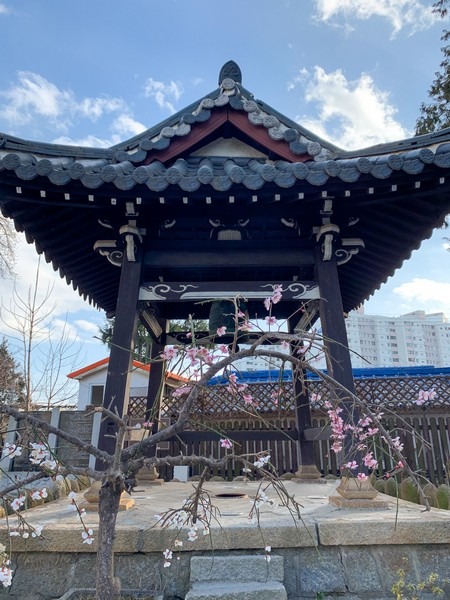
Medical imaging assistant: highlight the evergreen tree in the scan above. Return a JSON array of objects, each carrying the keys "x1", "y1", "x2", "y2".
[
  {"x1": 99, "y1": 318, "x2": 210, "y2": 360},
  {"x1": 416, "y1": 1, "x2": 450, "y2": 134},
  {"x1": 0, "y1": 338, "x2": 25, "y2": 405}
]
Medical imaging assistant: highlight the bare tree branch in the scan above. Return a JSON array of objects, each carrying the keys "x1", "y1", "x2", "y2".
[{"x1": 0, "y1": 403, "x2": 111, "y2": 464}]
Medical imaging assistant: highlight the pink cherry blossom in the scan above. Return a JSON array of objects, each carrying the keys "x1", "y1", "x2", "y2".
[
  {"x1": 238, "y1": 320, "x2": 254, "y2": 332},
  {"x1": 265, "y1": 316, "x2": 277, "y2": 326},
  {"x1": 363, "y1": 452, "x2": 378, "y2": 470},
  {"x1": 344, "y1": 461, "x2": 358, "y2": 470},
  {"x1": 271, "y1": 285, "x2": 283, "y2": 304},
  {"x1": 10, "y1": 495, "x2": 25, "y2": 512},
  {"x1": 357, "y1": 473, "x2": 369, "y2": 481},
  {"x1": 161, "y1": 346, "x2": 178, "y2": 361},
  {"x1": 216, "y1": 326, "x2": 227, "y2": 337},
  {"x1": 416, "y1": 389, "x2": 437, "y2": 405},
  {"x1": 172, "y1": 385, "x2": 192, "y2": 397},
  {"x1": 391, "y1": 436, "x2": 404, "y2": 452},
  {"x1": 220, "y1": 439, "x2": 233, "y2": 450}
]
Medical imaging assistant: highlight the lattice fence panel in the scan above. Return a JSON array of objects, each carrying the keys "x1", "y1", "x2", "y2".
[{"x1": 126, "y1": 374, "x2": 450, "y2": 482}]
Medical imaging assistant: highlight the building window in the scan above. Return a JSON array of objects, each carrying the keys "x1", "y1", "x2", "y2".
[{"x1": 90, "y1": 385, "x2": 104, "y2": 407}]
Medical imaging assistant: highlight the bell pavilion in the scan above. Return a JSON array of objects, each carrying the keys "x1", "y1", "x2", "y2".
[{"x1": 1, "y1": 61, "x2": 449, "y2": 475}]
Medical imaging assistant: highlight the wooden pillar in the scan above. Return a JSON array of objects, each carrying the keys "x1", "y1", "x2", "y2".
[
  {"x1": 314, "y1": 246, "x2": 355, "y2": 395},
  {"x1": 314, "y1": 224, "x2": 379, "y2": 503},
  {"x1": 314, "y1": 241, "x2": 357, "y2": 466},
  {"x1": 96, "y1": 247, "x2": 143, "y2": 463},
  {"x1": 144, "y1": 336, "x2": 166, "y2": 457},
  {"x1": 289, "y1": 324, "x2": 322, "y2": 479}
]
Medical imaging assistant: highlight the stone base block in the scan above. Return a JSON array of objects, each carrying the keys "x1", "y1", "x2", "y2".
[
  {"x1": 329, "y1": 494, "x2": 390, "y2": 510},
  {"x1": 293, "y1": 465, "x2": 323, "y2": 480},
  {"x1": 137, "y1": 466, "x2": 161, "y2": 482},
  {"x1": 336, "y1": 476, "x2": 378, "y2": 499},
  {"x1": 79, "y1": 493, "x2": 135, "y2": 512},
  {"x1": 292, "y1": 477, "x2": 328, "y2": 484},
  {"x1": 185, "y1": 581, "x2": 287, "y2": 600}
]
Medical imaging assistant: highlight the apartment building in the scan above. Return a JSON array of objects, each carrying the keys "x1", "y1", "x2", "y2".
[
  {"x1": 235, "y1": 310, "x2": 450, "y2": 370},
  {"x1": 344, "y1": 309, "x2": 450, "y2": 368}
]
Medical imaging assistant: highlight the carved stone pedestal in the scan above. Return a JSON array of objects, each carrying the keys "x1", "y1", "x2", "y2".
[
  {"x1": 79, "y1": 480, "x2": 135, "y2": 512},
  {"x1": 293, "y1": 465, "x2": 324, "y2": 482},
  {"x1": 329, "y1": 477, "x2": 389, "y2": 510},
  {"x1": 137, "y1": 465, "x2": 164, "y2": 485}
]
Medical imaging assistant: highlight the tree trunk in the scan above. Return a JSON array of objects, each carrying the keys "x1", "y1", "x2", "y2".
[{"x1": 96, "y1": 479, "x2": 122, "y2": 600}]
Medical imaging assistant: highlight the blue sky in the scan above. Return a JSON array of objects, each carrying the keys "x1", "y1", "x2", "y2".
[{"x1": 0, "y1": 0, "x2": 449, "y2": 372}]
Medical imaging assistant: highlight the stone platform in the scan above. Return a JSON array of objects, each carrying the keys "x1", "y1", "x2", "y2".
[{"x1": 0, "y1": 480, "x2": 449, "y2": 599}]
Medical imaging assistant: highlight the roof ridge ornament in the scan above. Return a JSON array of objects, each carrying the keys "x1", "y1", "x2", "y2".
[{"x1": 219, "y1": 61, "x2": 242, "y2": 85}]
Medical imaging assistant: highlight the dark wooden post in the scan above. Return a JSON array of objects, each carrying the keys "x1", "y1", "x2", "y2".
[
  {"x1": 288, "y1": 323, "x2": 322, "y2": 480},
  {"x1": 314, "y1": 245, "x2": 355, "y2": 396},
  {"x1": 316, "y1": 248, "x2": 355, "y2": 397},
  {"x1": 314, "y1": 225, "x2": 378, "y2": 503},
  {"x1": 96, "y1": 246, "x2": 143, "y2": 463},
  {"x1": 314, "y1": 236, "x2": 358, "y2": 468},
  {"x1": 145, "y1": 335, "x2": 167, "y2": 455},
  {"x1": 135, "y1": 318, "x2": 167, "y2": 481}
]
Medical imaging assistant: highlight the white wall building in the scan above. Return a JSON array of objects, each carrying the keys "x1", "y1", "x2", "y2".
[{"x1": 67, "y1": 358, "x2": 184, "y2": 410}]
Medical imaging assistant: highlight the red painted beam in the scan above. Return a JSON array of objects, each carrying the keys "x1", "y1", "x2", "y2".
[{"x1": 145, "y1": 108, "x2": 310, "y2": 165}]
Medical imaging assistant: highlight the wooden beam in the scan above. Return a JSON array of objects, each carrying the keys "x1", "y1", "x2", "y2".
[
  {"x1": 228, "y1": 111, "x2": 310, "y2": 163},
  {"x1": 140, "y1": 280, "x2": 319, "y2": 302},
  {"x1": 144, "y1": 111, "x2": 228, "y2": 164},
  {"x1": 161, "y1": 430, "x2": 298, "y2": 442},
  {"x1": 144, "y1": 248, "x2": 314, "y2": 269}
]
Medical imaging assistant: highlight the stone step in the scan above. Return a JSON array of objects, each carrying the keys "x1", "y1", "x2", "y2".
[
  {"x1": 189, "y1": 555, "x2": 284, "y2": 583},
  {"x1": 185, "y1": 581, "x2": 287, "y2": 600}
]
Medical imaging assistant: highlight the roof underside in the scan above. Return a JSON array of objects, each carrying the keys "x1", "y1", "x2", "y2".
[{"x1": 0, "y1": 62, "x2": 449, "y2": 319}]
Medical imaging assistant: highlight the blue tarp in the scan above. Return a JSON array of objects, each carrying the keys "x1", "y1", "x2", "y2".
[{"x1": 208, "y1": 365, "x2": 450, "y2": 385}]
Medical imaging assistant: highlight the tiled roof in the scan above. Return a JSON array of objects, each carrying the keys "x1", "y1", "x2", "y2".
[
  {"x1": 0, "y1": 61, "x2": 450, "y2": 316},
  {"x1": 2, "y1": 80, "x2": 450, "y2": 191}
]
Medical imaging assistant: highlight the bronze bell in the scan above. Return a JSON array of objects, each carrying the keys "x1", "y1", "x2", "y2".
[{"x1": 208, "y1": 299, "x2": 247, "y2": 342}]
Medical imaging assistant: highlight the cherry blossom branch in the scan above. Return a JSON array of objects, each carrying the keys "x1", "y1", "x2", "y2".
[{"x1": 0, "y1": 472, "x2": 47, "y2": 497}]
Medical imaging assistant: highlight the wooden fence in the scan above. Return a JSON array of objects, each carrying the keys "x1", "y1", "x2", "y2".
[
  {"x1": 129, "y1": 372, "x2": 450, "y2": 482},
  {"x1": 4, "y1": 373, "x2": 450, "y2": 483}
]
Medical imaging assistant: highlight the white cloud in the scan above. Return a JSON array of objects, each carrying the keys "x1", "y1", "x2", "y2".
[
  {"x1": 74, "y1": 319, "x2": 101, "y2": 338},
  {"x1": 53, "y1": 114, "x2": 147, "y2": 148},
  {"x1": 0, "y1": 238, "x2": 104, "y2": 338},
  {"x1": 393, "y1": 278, "x2": 450, "y2": 314},
  {"x1": 51, "y1": 134, "x2": 113, "y2": 148},
  {"x1": 78, "y1": 97, "x2": 125, "y2": 121},
  {"x1": 144, "y1": 78, "x2": 184, "y2": 114},
  {"x1": 313, "y1": 0, "x2": 441, "y2": 36},
  {"x1": 0, "y1": 71, "x2": 127, "y2": 132},
  {"x1": 293, "y1": 66, "x2": 408, "y2": 149},
  {"x1": 111, "y1": 114, "x2": 147, "y2": 138},
  {"x1": 0, "y1": 3, "x2": 11, "y2": 14}
]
